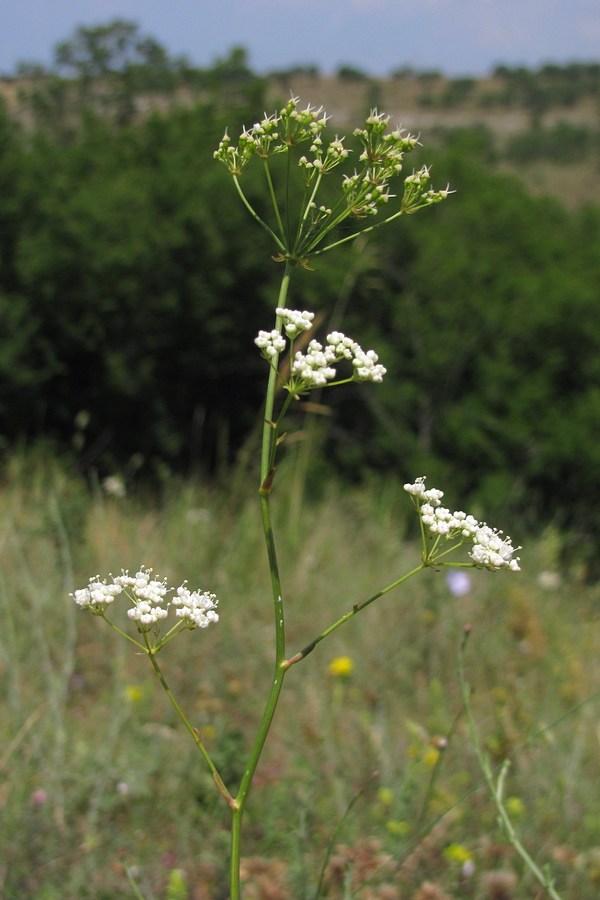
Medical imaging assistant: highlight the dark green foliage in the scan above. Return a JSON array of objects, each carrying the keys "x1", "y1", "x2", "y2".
[
  {"x1": 505, "y1": 122, "x2": 598, "y2": 163},
  {"x1": 336, "y1": 65, "x2": 369, "y2": 82},
  {"x1": 0, "y1": 100, "x2": 274, "y2": 470},
  {"x1": 431, "y1": 125, "x2": 498, "y2": 164},
  {"x1": 493, "y1": 62, "x2": 600, "y2": 108}
]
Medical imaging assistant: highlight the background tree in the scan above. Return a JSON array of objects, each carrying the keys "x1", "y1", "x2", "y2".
[{"x1": 17, "y1": 19, "x2": 192, "y2": 129}]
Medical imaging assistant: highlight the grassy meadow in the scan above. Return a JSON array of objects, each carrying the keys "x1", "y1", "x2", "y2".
[{"x1": 1, "y1": 451, "x2": 600, "y2": 898}]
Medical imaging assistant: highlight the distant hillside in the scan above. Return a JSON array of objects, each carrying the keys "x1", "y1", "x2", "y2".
[
  {"x1": 2, "y1": 60, "x2": 600, "y2": 206},
  {"x1": 265, "y1": 69, "x2": 600, "y2": 207}
]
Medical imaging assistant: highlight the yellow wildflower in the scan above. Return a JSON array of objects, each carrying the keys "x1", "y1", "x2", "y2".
[
  {"x1": 443, "y1": 843, "x2": 473, "y2": 866},
  {"x1": 328, "y1": 656, "x2": 354, "y2": 678}
]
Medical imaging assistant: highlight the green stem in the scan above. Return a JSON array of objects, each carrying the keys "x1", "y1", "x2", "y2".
[
  {"x1": 145, "y1": 640, "x2": 235, "y2": 809},
  {"x1": 232, "y1": 175, "x2": 287, "y2": 253},
  {"x1": 260, "y1": 264, "x2": 293, "y2": 484},
  {"x1": 293, "y1": 171, "x2": 324, "y2": 254},
  {"x1": 230, "y1": 263, "x2": 294, "y2": 899},
  {"x1": 263, "y1": 159, "x2": 286, "y2": 245},
  {"x1": 309, "y1": 206, "x2": 406, "y2": 257},
  {"x1": 283, "y1": 562, "x2": 426, "y2": 668},
  {"x1": 103, "y1": 618, "x2": 147, "y2": 652}
]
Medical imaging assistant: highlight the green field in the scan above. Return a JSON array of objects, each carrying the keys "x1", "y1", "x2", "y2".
[{"x1": 1, "y1": 452, "x2": 599, "y2": 898}]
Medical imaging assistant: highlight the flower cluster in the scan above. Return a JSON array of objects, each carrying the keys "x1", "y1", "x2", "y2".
[
  {"x1": 278, "y1": 97, "x2": 329, "y2": 146},
  {"x1": 292, "y1": 331, "x2": 386, "y2": 388},
  {"x1": 276, "y1": 307, "x2": 314, "y2": 337},
  {"x1": 338, "y1": 110, "x2": 422, "y2": 217},
  {"x1": 342, "y1": 171, "x2": 394, "y2": 217},
  {"x1": 404, "y1": 477, "x2": 521, "y2": 572},
  {"x1": 354, "y1": 111, "x2": 419, "y2": 172},
  {"x1": 214, "y1": 98, "x2": 329, "y2": 175},
  {"x1": 173, "y1": 585, "x2": 221, "y2": 629},
  {"x1": 402, "y1": 166, "x2": 453, "y2": 214},
  {"x1": 298, "y1": 135, "x2": 349, "y2": 179},
  {"x1": 72, "y1": 566, "x2": 219, "y2": 632},
  {"x1": 254, "y1": 310, "x2": 386, "y2": 391},
  {"x1": 254, "y1": 329, "x2": 286, "y2": 359},
  {"x1": 215, "y1": 100, "x2": 451, "y2": 261}
]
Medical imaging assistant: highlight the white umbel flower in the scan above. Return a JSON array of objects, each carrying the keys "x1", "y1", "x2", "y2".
[
  {"x1": 72, "y1": 578, "x2": 122, "y2": 612},
  {"x1": 255, "y1": 329, "x2": 286, "y2": 358},
  {"x1": 173, "y1": 586, "x2": 219, "y2": 629},
  {"x1": 275, "y1": 308, "x2": 315, "y2": 337},
  {"x1": 404, "y1": 477, "x2": 521, "y2": 572},
  {"x1": 72, "y1": 566, "x2": 220, "y2": 634},
  {"x1": 127, "y1": 600, "x2": 169, "y2": 626},
  {"x1": 352, "y1": 347, "x2": 387, "y2": 383}
]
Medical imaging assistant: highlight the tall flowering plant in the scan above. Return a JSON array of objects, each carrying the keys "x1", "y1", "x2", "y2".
[{"x1": 72, "y1": 99, "x2": 520, "y2": 897}]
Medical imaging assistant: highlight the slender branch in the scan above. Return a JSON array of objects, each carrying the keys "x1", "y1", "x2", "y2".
[
  {"x1": 309, "y1": 207, "x2": 407, "y2": 257},
  {"x1": 260, "y1": 264, "x2": 293, "y2": 483},
  {"x1": 314, "y1": 775, "x2": 375, "y2": 898},
  {"x1": 102, "y1": 618, "x2": 148, "y2": 652},
  {"x1": 145, "y1": 639, "x2": 235, "y2": 810},
  {"x1": 283, "y1": 562, "x2": 426, "y2": 668},
  {"x1": 232, "y1": 175, "x2": 287, "y2": 253},
  {"x1": 263, "y1": 159, "x2": 286, "y2": 245},
  {"x1": 293, "y1": 170, "x2": 324, "y2": 254}
]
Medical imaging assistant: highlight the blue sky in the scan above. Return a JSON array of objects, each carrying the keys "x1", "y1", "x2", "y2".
[{"x1": 2, "y1": 0, "x2": 599, "y2": 77}]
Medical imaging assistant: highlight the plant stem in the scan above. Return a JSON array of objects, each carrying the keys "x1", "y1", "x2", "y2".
[
  {"x1": 263, "y1": 159, "x2": 286, "y2": 245},
  {"x1": 232, "y1": 175, "x2": 287, "y2": 253},
  {"x1": 145, "y1": 641, "x2": 235, "y2": 809},
  {"x1": 309, "y1": 207, "x2": 406, "y2": 257},
  {"x1": 283, "y1": 562, "x2": 425, "y2": 668},
  {"x1": 230, "y1": 263, "x2": 294, "y2": 899},
  {"x1": 260, "y1": 264, "x2": 293, "y2": 484}
]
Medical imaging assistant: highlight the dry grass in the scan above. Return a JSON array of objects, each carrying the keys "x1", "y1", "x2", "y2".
[{"x1": 1, "y1": 453, "x2": 600, "y2": 897}]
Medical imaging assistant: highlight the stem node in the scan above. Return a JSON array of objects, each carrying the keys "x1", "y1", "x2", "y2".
[
  {"x1": 260, "y1": 467, "x2": 276, "y2": 495},
  {"x1": 281, "y1": 652, "x2": 304, "y2": 670}
]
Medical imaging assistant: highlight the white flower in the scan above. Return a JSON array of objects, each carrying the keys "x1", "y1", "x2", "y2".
[
  {"x1": 403, "y1": 477, "x2": 444, "y2": 505},
  {"x1": 71, "y1": 577, "x2": 122, "y2": 612},
  {"x1": 292, "y1": 340, "x2": 337, "y2": 387},
  {"x1": 470, "y1": 525, "x2": 521, "y2": 572},
  {"x1": 173, "y1": 586, "x2": 219, "y2": 629},
  {"x1": 255, "y1": 329, "x2": 286, "y2": 358},
  {"x1": 404, "y1": 477, "x2": 521, "y2": 572},
  {"x1": 326, "y1": 332, "x2": 357, "y2": 360},
  {"x1": 72, "y1": 567, "x2": 220, "y2": 634},
  {"x1": 352, "y1": 347, "x2": 387, "y2": 383},
  {"x1": 256, "y1": 310, "x2": 386, "y2": 392},
  {"x1": 275, "y1": 308, "x2": 315, "y2": 337},
  {"x1": 127, "y1": 601, "x2": 169, "y2": 626}
]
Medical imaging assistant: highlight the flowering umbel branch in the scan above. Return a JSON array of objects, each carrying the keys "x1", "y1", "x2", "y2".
[
  {"x1": 404, "y1": 477, "x2": 521, "y2": 572},
  {"x1": 214, "y1": 98, "x2": 452, "y2": 264},
  {"x1": 255, "y1": 306, "x2": 386, "y2": 398},
  {"x1": 72, "y1": 566, "x2": 219, "y2": 653}
]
